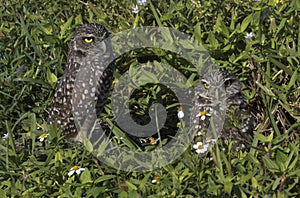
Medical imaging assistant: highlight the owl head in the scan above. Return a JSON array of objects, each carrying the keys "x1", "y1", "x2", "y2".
[
  {"x1": 68, "y1": 23, "x2": 110, "y2": 63},
  {"x1": 195, "y1": 70, "x2": 242, "y2": 106}
]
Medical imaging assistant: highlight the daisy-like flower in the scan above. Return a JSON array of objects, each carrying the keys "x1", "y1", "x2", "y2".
[
  {"x1": 137, "y1": 0, "x2": 147, "y2": 6},
  {"x1": 132, "y1": 5, "x2": 139, "y2": 14},
  {"x1": 151, "y1": 175, "x2": 160, "y2": 184},
  {"x1": 38, "y1": 133, "x2": 48, "y2": 142},
  {"x1": 177, "y1": 106, "x2": 184, "y2": 118},
  {"x1": 2, "y1": 133, "x2": 8, "y2": 139},
  {"x1": 193, "y1": 142, "x2": 209, "y2": 154},
  {"x1": 68, "y1": 165, "x2": 85, "y2": 177},
  {"x1": 197, "y1": 110, "x2": 211, "y2": 120},
  {"x1": 245, "y1": 32, "x2": 254, "y2": 40},
  {"x1": 149, "y1": 137, "x2": 160, "y2": 145},
  {"x1": 177, "y1": 110, "x2": 184, "y2": 119},
  {"x1": 197, "y1": 131, "x2": 202, "y2": 136}
]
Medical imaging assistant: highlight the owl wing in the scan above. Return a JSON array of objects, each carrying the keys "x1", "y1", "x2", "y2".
[
  {"x1": 222, "y1": 103, "x2": 255, "y2": 147},
  {"x1": 48, "y1": 61, "x2": 80, "y2": 137}
]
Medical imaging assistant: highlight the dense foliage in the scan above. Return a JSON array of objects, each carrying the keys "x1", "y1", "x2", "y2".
[{"x1": 0, "y1": 0, "x2": 299, "y2": 197}]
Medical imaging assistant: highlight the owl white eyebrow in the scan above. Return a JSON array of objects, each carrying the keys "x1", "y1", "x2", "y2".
[
  {"x1": 83, "y1": 34, "x2": 95, "y2": 38},
  {"x1": 201, "y1": 79, "x2": 210, "y2": 83},
  {"x1": 224, "y1": 77, "x2": 235, "y2": 81}
]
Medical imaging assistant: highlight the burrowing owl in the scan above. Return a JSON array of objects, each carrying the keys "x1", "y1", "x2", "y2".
[
  {"x1": 48, "y1": 23, "x2": 114, "y2": 142},
  {"x1": 191, "y1": 70, "x2": 254, "y2": 147}
]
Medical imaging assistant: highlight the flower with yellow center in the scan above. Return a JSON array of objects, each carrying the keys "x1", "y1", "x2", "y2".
[
  {"x1": 152, "y1": 175, "x2": 160, "y2": 184},
  {"x1": 68, "y1": 165, "x2": 85, "y2": 176},
  {"x1": 38, "y1": 133, "x2": 48, "y2": 142},
  {"x1": 197, "y1": 110, "x2": 211, "y2": 121},
  {"x1": 149, "y1": 137, "x2": 160, "y2": 145},
  {"x1": 177, "y1": 106, "x2": 184, "y2": 119},
  {"x1": 193, "y1": 142, "x2": 208, "y2": 154}
]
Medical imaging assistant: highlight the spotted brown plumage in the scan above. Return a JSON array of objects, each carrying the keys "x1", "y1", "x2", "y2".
[
  {"x1": 191, "y1": 70, "x2": 254, "y2": 147},
  {"x1": 48, "y1": 23, "x2": 114, "y2": 142}
]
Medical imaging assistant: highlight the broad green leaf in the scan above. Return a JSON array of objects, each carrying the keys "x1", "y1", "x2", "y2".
[
  {"x1": 138, "y1": 68, "x2": 159, "y2": 84},
  {"x1": 55, "y1": 152, "x2": 63, "y2": 163},
  {"x1": 128, "y1": 190, "x2": 140, "y2": 197},
  {"x1": 133, "y1": 14, "x2": 139, "y2": 28},
  {"x1": 0, "y1": 189, "x2": 6, "y2": 198},
  {"x1": 262, "y1": 156, "x2": 279, "y2": 173},
  {"x1": 214, "y1": 145, "x2": 224, "y2": 181},
  {"x1": 125, "y1": 181, "x2": 138, "y2": 191},
  {"x1": 28, "y1": 112, "x2": 37, "y2": 132},
  {"x1": 272, "y1": 177, "x2": 281, "y2": 190},
  {"x1": 251, "y1": 177, "x2": 258, "y2": 189},
  {"x1": 41, "y1": 25, "x2": 53, "y2": 35},
  {"x1": 74, "y1": 187, "x2": 82, "y2": 197},
  {"x1": 194, "y1": 22, "x2": 202, "y2": 42},
  {"x1": 247, "y1": 153, "x2": 260, "y2": 164},
  {"x1": 149, "y1": 1, "x2": 162, "y2": 27},
  {"x1": 284, "y1": 69, "x2": 298, "y2": 92},
  {"x1": 214, "y1": 15, "x2": 229, "y2": 37},
  {"x1": 94, "y1": 175, "x2": 117, "y2": 183},
  {"x1": 19, "y1": 15, "x2": 41, "y2": 58},
  {"x1": 207, "y1": 184, "x2": 222, "y2": 195},
  {"x1": 96, "y1": 139, "x2": 109, "y2": 157},
  {"x1": 276, "y1": 150, "x2": 288, "y2": 165},
  {"x1": 47, "y1": 70, "x2": 58, "y2": 85},
  {"x1": 276, "y1": 150, "x2": 288, "y2": 171},
  {"x1": 254, "y1": 131, "x2": 273, "y2": 143},
  {"x1": 80, "y1": 169, "x2": 92, "y2": 184},
  {"x1": 207, "y1": 33, "x2": 219, "y2": 48},
  {"x1": 275, "y1": 18, "x2": 288, "y2": 37},
  {"x1": 139, "y1": 172, "x2": 151, "y2": 189},
  {"x1": 83, "y1": 138, "x2": 93, "y2": 153},
  {"x1": 224, "y1": 177, "x2": 233, "y2": 193},
  {"x1": 119, "y1": 191, "x2": 128, "y2": 198},
  {"x1": 287, "y1": 155, "x2": 298, "y2": 171},
  {"x1": 239, "y1": 188, "x2": 248, "y2": 198},
  {"x1": 240, "y1": 14, "x2": 252, "y2": 32},
  {"x1": 60, "y1": 16, "x2": 74, "y2": 39},
  {"x1": 86, "y1": 187, "x2": 106, "y2": 197},
  {"x1": 236, "y1": 170, "x2": 257, "y2": 185}
]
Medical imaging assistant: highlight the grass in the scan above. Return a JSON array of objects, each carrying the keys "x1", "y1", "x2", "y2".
[{"x1": 0, "y1": 0, "x2": 299, "y2": 197}]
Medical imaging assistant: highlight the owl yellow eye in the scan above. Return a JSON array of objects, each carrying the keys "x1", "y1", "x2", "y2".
[
  {"x1": 203, "y1": 82, "x2": 210, "y2": 89},
  {"x1": 83, "y1": 37, "x2": 94, "y2": 43}
]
